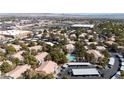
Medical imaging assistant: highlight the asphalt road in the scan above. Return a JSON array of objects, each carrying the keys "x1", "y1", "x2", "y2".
[{"x1": 102, "y1": 53, "x2": 121, "y2": 79}]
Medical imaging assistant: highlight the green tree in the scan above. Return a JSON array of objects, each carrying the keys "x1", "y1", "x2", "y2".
[
  {"x1": 30, "y1": 49, "x2": 37, "y2": 56},
  {"x1": 42, "y1": 44, "x2": 53, "y2": 52},
  {"x1": 110, "y1": 44, "x2": 118, "y2": 52},
  {"x1": 49, "y1": 49, "x2": 67, "y2": 65},
  {"x1": 28, "y1": 41, "x2": 36, "y2": 47},
  {"x1": 0, "y1": 62, "x2": 13, "y2": 73},
  {"x1": 11, "y1": 57, "x2": 20, "y2": 66},
  {"x1": 85, "y1": 53, "x2": 96, "y2": 63},
  {"x1": 75, "y1": 28, "x2": 82, "y2": 40},
  {"x1": 22, "y1": 69, "x2": 37, "y2": 79},
  {"x1": 121, "y1": 71, "x2": 124, "y2": 78},
  {"x1": 27, "y1": 33, "x2": 33, "y2": 38},
  {"x1": 13, "y1": 39, "x2": 20, "y2": 45},
  {"x1": 90, "y1": 44, "x2": 96, "y2": 49},
  {"x1": 62, "y1": 46, "x2": 68, "y2": 55},
  {"x1": 101, "y1": 57, "x2": 108, "y2": 67},
  {"x1": 62, "y1": 75, "x2": 69, "y2": 79},
  {"x1": 75, "y1": 41, "x2": 86, "y2": 61},
  {"x1": 22, "y1": 52, "x2": 38, "y2": 69},
  {"x1": 101, "y1": 50, "x2": 110, "y2": 58},
  {"x1": 44, "y1": 54, "x2": 52, "y2": 61},
  {"x1": 20, "y1": 43, "x2": 29, "y2": 51},
  {"x1": 59, "y1": 38, "x2": 68, "y2": 45},
  {"x1": 60, "y1": 30, "x2": 67, "y2": 34},
  {"x1": 89, "y1": 38, "x2": 96, "y2": 42},
  {"x1": 0, "y1": 51, "x2": 6, "y2": 61},
  {"x1": 22, "y1": 69, "x2": 54, "y2": 79},
  {"x1": 44, "y1": 73, "x2": 54, "y2": 79},
  {"x1": 5, "y1": 45, "x2": 16, "y2": 55}
]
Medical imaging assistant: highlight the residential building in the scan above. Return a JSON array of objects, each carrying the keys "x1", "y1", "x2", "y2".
[
  {"x1": 87, "y1": 50, "x2": 104, "y2": 59},
  {"x1": 35, "y1": 52, "x2": 48, "y2": 64},
  {"x1": 36, "y1": 61, "x2": 58, "y2": 74},
  {"x1": 5, "y1": 64, "x2": 31, "y2": 79}
]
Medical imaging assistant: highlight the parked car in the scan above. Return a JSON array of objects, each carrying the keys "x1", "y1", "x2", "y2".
[{"x1": 111, "y1": 71, "x2": 121, "y2": 79}]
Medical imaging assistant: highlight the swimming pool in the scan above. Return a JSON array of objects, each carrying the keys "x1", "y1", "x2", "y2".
[{"x1": 67, "y1": 54, "x2": 76, "y2": 62}]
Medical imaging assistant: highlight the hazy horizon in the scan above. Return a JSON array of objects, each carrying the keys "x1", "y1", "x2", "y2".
[{"x1": 1, "y1": 13, "x2": 124, "y2": 19}]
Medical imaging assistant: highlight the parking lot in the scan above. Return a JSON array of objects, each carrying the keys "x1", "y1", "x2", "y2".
[{"x1": 57, "y1": 53, "x2": 122, "y2": 79}]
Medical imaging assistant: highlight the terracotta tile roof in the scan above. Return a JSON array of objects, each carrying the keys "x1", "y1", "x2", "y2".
[
  {"x1": 36, "y1": 61, "x2": 58, "y2": 74},
  {"x1": 5, "y1": 64, "x2": 31, "y2": 79}
]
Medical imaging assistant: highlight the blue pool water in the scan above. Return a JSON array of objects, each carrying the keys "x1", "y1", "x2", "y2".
[{"x1": 67, "y1": 54, "x2": 76, "y2": 62}]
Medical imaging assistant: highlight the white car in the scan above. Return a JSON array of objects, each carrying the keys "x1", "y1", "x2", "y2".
[
  {"x1": 108, "y1": 57, "x2": 115, "y2": 68},
  {"x1": 121, "y1": 62, "x2": 124, "y2": 66},
  {"x1": 120, "y1": 66, "x2": 124, "y2": 71}
]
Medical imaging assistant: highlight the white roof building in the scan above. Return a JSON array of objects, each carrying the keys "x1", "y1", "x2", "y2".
[
  {"x1": 67, "y1": 62, "x2": 91, "y2": 66},
  {"x1": 0, "y1": 30, "x2": 18, "y2": 36},
  {"x1": 96, "y1": 46, "x2": 106, "y2": 51},
  {"x1": 72, "y1": 68, "x2": 99, "y2": 76},
  {"x1": 71, "y1": 24, "x2": 94, "y2": 28},
  {"x1": 87, "y1": 42, "x2": 97, "y2": 45},
  {"x1": 0, "y1": 30, "x2": 31, "y2": 37},
  {"x1": 45, "y1": 42, "x2": 54, "y2": 46}
]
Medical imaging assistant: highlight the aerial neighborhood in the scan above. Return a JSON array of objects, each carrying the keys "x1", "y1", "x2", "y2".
[{"x1": 0, "y1": 14, "x2": 124, "y2": 79}]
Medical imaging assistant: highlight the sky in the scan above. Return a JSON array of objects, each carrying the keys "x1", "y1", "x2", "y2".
[{"x1": 0, "y1": 0, "x2": 124, "y2": 13}]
